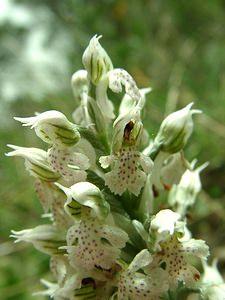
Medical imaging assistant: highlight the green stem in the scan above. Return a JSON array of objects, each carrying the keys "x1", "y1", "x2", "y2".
[
  {"x1": 99, "y1": 131, "x2": 110, "y2": 154},
  {"x1": 120, "y1": 191, "x2": 139, "y2": 219},
  {"x1": 149, "y1": 142, "x2": 162, "y2": 160},
  {"x1": 168, "y1": 290, "x2": 176, "y2": 300}
]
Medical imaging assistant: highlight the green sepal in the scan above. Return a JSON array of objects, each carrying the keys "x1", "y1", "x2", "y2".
[
  {"x1": 65, "y1": 197, "x2": 83, "y2": 221},
  {"x1": 56, "y1": 182, "x2": 110, "y2": 221},
  {"x1": 73, "y1": 285, "x2": 96, "y2": 300},
  {"x1": 53, "y1": 123, "x2": 80, "y2": 146}
]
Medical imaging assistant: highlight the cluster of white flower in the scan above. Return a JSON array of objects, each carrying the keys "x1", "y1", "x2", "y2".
[{"x1": 7, "y1": 36, "x2": 225, "y2": 300}]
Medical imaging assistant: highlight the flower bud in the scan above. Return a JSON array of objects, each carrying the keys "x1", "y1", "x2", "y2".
[
  {"x1": 6, "y1": 144, "x2": 60, "y2": 181},
  {"x1": 82, "y1": 35, "x2": 113, "y2": 85},
  {"x1": 168, "y1": 162, "x2": 208, "y2": 215},
  {"x1": 202, "y1": 260, "x2": 224, "y2": 285},
  {"x1": 14, "y1": 110, "x2": 80, "y2": 146},
  {"x1": 154, "y1": 103, "x2": 201, "y2": 153},
  {"x1": 199, "y1": 260, "x2": 225, "y2": 300},
  {"x1": 71, "y1": 69, "x2": 89, "y2": 103}
]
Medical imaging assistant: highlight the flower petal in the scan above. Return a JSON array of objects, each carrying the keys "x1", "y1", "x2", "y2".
[
  {"x1": 151, "y1": 235, "x2": 209, "y2": 289},
  {"x1": 108, "y1": 68, "x2": 141, "y2": 102},
  {"x1": 65, "y1": 217, "x2": 128, "y2": 273},
  {"x1": 101, "y1": 147, "x2": 150, "y2": 196},
  {"x1": 118, "y1": 259, "x2": 168, "y2": 300},
  {"x1": 48, "y1": 145, "x2": 89, "y2": 183},
  {"x1": 127, "y1": 249, "x2": 152, "y2": 274},
  {"x1": 99, "y1": 155, "x2": 115, "y2": 169},
  {"x1": 181, "y1": 239, "x2": 209, "y2": 260}
]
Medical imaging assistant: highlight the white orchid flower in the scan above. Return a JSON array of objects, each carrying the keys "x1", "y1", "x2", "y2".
[
  {"x1": 100, "y1": 104, "x2": 153, "y2": 196},
  {"x1": 14, "y1": 111, "x2": 90, "y2": 183},
  {"x1": 117, "y1": 249, "x2": 168, "y2": 300}
]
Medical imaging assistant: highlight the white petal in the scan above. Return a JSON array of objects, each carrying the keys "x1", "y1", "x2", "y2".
[
  {"x1": 151, "y1": 151, "x2": 170, "y2": 190},
  {"x1": 108, "y1": 68, "x2": 141, "y2": 102},
  {"x1": 99, "y1": 155, "x2": 115, "y2": 169},
  {"x1": 65, "y1": 218, "x2": 128, "y2": 272},
  {"x1": 50, "y1": 256, "x2": 67, "y2": 284},
  {"x1": 182, "y1": 239, "x2": 209, "y2": 259},
  {"x1": 75, "y1": 138, "x2": 96, "y2": 168},
  {"x1": 139, "y1": 153, "x2": 153, "y2": 173},
  {"x1": 150, "y1": 209, "x2": 181, "y2": 236},
  {"x1": 96, "y1": 76, "x2": 115, "y2": 120},
  {"x1": 128, "y1": 169, "x2": 146, "y2": 196},
  {"x1": 33, "y1": 279, "x2": 58, "y2": 297},
  {"x1": 102, "y1": 147, "x2": 148, "y2": 196},
  {"x1": 118, "y1": 267, "x2": 168, "y2": 300},
  {"x1": 152, "y1": 236, "x2": 209, "y2": 289},
  {"x1": 35, "y1": 180, "x2": 54, "y2": 213},
  {"x1": 128, "y1": 249, "x2": 152, "y2": 274},
  {"x1": 48, "y1": 145, "x2": 89, "y2": 183},
  {"x1": 100, "y1": 224, "x2": 129, "y2": 249},
  {"x1": 119, "y1": 87, "x2": 152, "y2": 115},
  {"x1": 202, "y1": 260, "x2": 224, "y2": 285},
  {"x1": 204, "y1": 285, "x2": 225, "y2": 300},
  {"x1": 161, "y1": 152, "x2": 188, "y2": 186}
]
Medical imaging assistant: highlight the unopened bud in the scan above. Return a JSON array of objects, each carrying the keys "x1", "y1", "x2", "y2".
[
  {"x1": 82, "y1": 35, "x2": 113, "y2": 85},
  {"x1": 169, "y1": 162, "x2": 208, "y2": 215},
  {"x1": 154, "y1": 103, "x2": 201, "y2": 153},
  {"x1": 71, "y1": 69, "x2": 89, "y2": 103}
]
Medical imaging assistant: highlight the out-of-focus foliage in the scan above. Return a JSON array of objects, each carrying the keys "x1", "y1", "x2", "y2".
[{"x1": 0, "y1": 1, "x2": 224, "y2": 299}]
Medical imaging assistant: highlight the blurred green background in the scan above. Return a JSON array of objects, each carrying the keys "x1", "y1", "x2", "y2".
[{"x1": 0, "y1": 0, "x2": 225, "y2": 299}]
